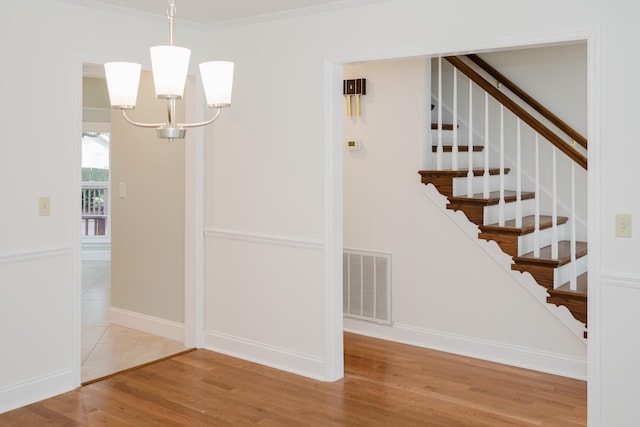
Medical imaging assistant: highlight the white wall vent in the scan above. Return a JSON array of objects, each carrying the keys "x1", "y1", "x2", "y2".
[{"x1": 343, "y1": 249, "x2": 392, "y2": 324}]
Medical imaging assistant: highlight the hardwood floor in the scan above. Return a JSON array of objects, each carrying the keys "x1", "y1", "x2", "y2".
[{"x1": 0, "y1": 333, "x2": 586, "y2": 426}]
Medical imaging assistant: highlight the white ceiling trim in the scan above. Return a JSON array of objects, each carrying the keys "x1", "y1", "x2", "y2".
[
  {"x1": 205, "y1": 0, "x2": 396, "y2": 30},
  {"x1": 55, "y1": 0, "x2": 396, "y2": 31},
  {"x1": 55, "y1": 0, "x2": 191, "y2": 27}
]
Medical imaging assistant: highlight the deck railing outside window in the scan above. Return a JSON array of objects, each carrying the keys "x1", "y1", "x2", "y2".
[{"x1": 81, "y1": 183, "x2": 109, "y2": 236}]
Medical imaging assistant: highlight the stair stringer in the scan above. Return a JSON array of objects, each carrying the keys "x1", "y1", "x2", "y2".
[{"x1": 421, "y1": 183, "x2": 587, "y2": 342}]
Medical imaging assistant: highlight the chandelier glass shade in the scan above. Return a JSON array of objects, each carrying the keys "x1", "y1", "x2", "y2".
[{"x1": 104, "y1": 0, "x2": 234, "y2": 141}]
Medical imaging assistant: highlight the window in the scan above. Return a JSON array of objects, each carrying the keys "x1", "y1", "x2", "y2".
[{"x1": 81, "y1": 129, "x2": 110, "y2": 238}]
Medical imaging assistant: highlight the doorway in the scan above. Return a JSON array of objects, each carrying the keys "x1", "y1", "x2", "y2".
[
  {"x1": 338, "y1": 41, "x2": 592, "y2": 379},
  {"x1": 80, "y1": 63, "x2": 190, "y2": 384}
]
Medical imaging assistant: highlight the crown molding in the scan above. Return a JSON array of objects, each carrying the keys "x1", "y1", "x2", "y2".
[
  {"x1": 55, "y1": 0, "x2": 395, "y2": 31},
  {"x1": 206, "y1": 0, "x2": 395, "y2": 30}
]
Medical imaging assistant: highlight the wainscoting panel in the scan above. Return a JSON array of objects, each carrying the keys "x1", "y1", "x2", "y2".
[
  {"x1": 203, "y1": 228, "x2": 327, "y2": 380},
  {"x1": 0, "y1": 247, "x2": 77, "y2": 413},
  {"x1": 600, "y1": 272, "x2": 640, "y2": 425}
]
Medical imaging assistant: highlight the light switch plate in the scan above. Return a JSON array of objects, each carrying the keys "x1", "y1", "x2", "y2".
[
  {"x1": 616, "y1": 213, "x2": 632, "y2": 238},
  {"x1": 39, "y1": 196, "x2": 50, "y2": 216},
  {"x1": 119, "y1": 182, "x2": 127, "y2": 198}
]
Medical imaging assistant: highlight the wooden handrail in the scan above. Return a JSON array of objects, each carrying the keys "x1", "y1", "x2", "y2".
[
  {"x1": 466, "y1": 54, "x2": 587, "y2": 149},
  {"x1": 444, "y1": 56, "x2": 587, "y2": 170}
]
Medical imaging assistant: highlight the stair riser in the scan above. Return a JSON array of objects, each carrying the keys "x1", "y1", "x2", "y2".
[
  {"x1": 483, "y1": 199, "x2": 535, "y2": 226},
  {"x1": 555, "y1": 256, "x2": 588, "y2": 289},
  {"x1": 517, "y1": 225, "x2": 570, "y2": 256},
  {"x1": 430, "y1": 129, "x2": 471, "y2": 145},
  {"x1": 428, "y1": 152, "x2": 485, "y2": 170},
  {"x1": 452, "y1": 174, "x2": 516, "y2": 197}
]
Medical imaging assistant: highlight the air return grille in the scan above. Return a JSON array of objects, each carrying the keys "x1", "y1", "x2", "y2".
[{"x1": 343, "y1": 249, "x2": 392, "y2": 324}]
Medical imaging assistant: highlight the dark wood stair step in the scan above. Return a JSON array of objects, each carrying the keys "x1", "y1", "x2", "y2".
[
  {"x1": 447, "y1": 191, "x2": 535, "y2": 226},
  {"x1": 431, "y1": 145, "x2": 484, "y2": 152},
  {"x1": 478, "y1": 215, "x2": 568, "y2": 257},
  {"x1": 514, "y1": 241, "x2": 588, "y2": 267},
  {"x1": 431, "y1": 123, "x2": 458, "y2": 131},
  {"x1": 511, "y1": 241, "x2": 588, "y2": 289},
  {"x1": 480, "y1": 214, "x2": 567, "y2": 235},
  {"x1": 419, "y1": 168, "x2": 510, "y2": 198},
  {"x1": 547, "y1": 273, "x2": 587, "y2": 324}
]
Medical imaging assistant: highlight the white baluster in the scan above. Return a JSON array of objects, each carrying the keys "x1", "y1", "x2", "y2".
[
  {"x1": 570, "y1": 162, "x2": 577, "y2": 291},
  {"x1": 551, "y1": 148, "x2": 559, "y2": 259},
  {"x1": 452, "y1": 68, "x2": 458, "y2": 171},
  {"x1": 467, "y1": 79, "x2": 473, "y2": 197},
  {"x1": 515, "y1": 119, "x2": 522, "y2": 228},
  {"x1": 468, "y1": 83, "x2": 477, "y2": 196},
  {"x1": 534, "y1": 134, "x2": 540, "y2": 257},
  {"x1": 437, "y1": 57, "x2": 443, "y2": 171},
  {"x1": 483, "y1": 92, "x2": 490, "y2": 199},
  {"x1": 498, "y1": 105, "x2": 505, "y2": 226}
]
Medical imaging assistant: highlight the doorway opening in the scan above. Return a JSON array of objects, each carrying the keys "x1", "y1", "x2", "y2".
[
  {"x1": 339, "y1": 41, "x2": 590, "y2": 380},
  {"x1": 80, "y1": 63, "x2": 190, "y2": 384}
]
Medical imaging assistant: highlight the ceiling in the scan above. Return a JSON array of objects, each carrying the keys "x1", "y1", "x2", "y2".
[{"x1": 71, "y1": 0, "x2": 371, "y2": 26}]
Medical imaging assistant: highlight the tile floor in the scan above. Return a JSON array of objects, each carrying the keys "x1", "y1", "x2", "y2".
[{"x1": 81, "y1": 260, "x2": 189, "y2": 383}]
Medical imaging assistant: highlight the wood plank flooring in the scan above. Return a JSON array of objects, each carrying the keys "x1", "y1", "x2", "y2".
[{"x1": 0, "y1": 333, "x2": 586, "y2": 426}]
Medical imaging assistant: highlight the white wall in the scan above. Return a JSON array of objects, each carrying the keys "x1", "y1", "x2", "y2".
[
  {"x1": 0, "y1": 0, "x2": 203, "y2": 412},
  {"x1": 201, "y1": 1, "x2": 640, "y2": 425},
  {"x1": 343, "y1": 58, "x2": 586, "y2": 376},
  {"x1": 110, "y1": 71, "x2": 185, "y2": 327}
]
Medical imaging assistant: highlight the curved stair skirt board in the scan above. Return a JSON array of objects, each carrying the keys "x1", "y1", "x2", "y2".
[{"x1": 421, "y1": 184, "x2": 587, "y2": 341}]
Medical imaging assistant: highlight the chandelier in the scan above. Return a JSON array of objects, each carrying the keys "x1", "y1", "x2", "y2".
[{"x1": 104, "y1": 0, "x2": 234, "y2": 141}]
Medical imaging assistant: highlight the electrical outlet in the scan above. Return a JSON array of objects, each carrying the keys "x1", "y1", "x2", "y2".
[
  {"x1": 39, "y1": 196, "x2": 50, "y2": 216},
  {"x1": 616, "y1": 213, "x2": 632, "y2": 238}
]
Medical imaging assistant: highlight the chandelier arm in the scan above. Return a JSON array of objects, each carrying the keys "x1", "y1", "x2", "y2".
[
  {"x1": 178, "y1": 107, "x2": 222, "y2": 129},
  {"x1": 120, "y1": 109, "x2": 166, "y2": 129}
]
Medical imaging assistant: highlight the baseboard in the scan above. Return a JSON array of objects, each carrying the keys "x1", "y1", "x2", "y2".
[
  {"x1": 203, "y1": 330, "x2": 327, "y2": 381},
  {"x1": 0, "y1": 369, "x2": 75, "y2": 414},
  {"x1": 108, "y1": 307, "x2": 185, "y2": 342},
  {"x1": 344, "y1": 318, "x2": 587, "y2": 380},
  {"x1": 81, "y1": 241, "x2": 110, "y2": 261}
]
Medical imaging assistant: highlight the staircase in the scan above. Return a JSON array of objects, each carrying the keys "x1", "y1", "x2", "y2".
[{"x1": 420, "y1": 56, "x2": 588, "y2": 334}]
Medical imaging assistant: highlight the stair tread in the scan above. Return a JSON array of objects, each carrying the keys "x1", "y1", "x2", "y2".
[
  {"x1": 431, "y1": 145, "x2": 485, "y2": 152},
  {"x1": 479, "y1": 214, "x2": 568, "y2": 235},
  {"x1": 450, "y1": 190, "x2": 535, "y2": 206},
  {"x1": 419, "y1": 168, "x2": 510, "y2": 178},
  {"x1": 514, "y1": 241, "x2": 588, "y2": 267},
  {"x1": 431, "y1": 123, "x2": 458, "y2": 130},
  {"x1": 548, "y1": 273, "x2": 588, "y2": 298}
]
